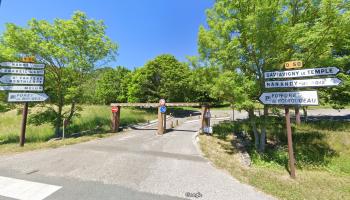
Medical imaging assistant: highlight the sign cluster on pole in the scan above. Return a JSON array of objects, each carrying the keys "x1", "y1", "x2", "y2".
[
  {"x1": 0, "y1": 60, "x2": 48, "y2": 146},
  {"x1": 259, "y1": 61, "x2": 342, "y2": 178}
]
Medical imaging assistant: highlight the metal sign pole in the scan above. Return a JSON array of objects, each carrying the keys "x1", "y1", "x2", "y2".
[{"x1": 285, "y1": 106, "x2": 296, "y2": 178}]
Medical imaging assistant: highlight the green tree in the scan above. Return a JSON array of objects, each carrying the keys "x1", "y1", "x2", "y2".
[
  {"x1": 1, "y1": 11, "x2": 117, "y2": 137},
  {"x1": 185, "y1": 56, "x2": 220, "y2": 103},
  {"x1": 127, "y1": 54, "x2": 191, "y2": 102},
  {"x1": 96, "y1": 66, "x2": 130, "y2": 104},
  {"x1": 198, "y1": 0, "x2": 349, "y2": 151},
  {"x1": 211, "y1": 71, "x2": 256, "y2": 116}
]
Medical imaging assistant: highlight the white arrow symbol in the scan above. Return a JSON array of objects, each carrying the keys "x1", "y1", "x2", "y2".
[{"x1": 7, "y1": 93, "x2": 49, "y2": 102}]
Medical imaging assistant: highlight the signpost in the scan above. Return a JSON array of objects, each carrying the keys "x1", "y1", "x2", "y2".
[
  {"x1": 262, "y1": 62, "x2": 343, "y2": 179},
  {"x1": 264, "y1": 67, "x2": 340, "y2": 79},
  {"x1": 111, "y1": 106, "x2": 119, "y2": 113},
  {"x1": 0, "y1": 60, "x2": 48, "y2": 146},
  {"x1": 0, "y1": 85, "x2": 43, "y2": 91},
  {"x1": 0, "y1": 62, "x2": 45, "y2": 69},
  {"x1": 7, "y1": 93, "x2": 49, "y2": 102},
  {"x1": 0, "y1": 68, "x2": 44, "y2": 75},
  {"x1": 160, "y1": 106, "x2": 167, "y2": 113},
  {"x1": 265, "y1": 78, "x2": 342, "y2": 88},
  {"x1": 259, "y1": 91, "x2": 319, "y2": 106},
  {"x1": 284, "y1": 60, "x2": 302, "y2": 69},
  {"x1": 0, "y1": 75, "x2": 44, "y2": 85},
  {"x1": 111, "y1": 106, "x2": 121, "y2": 132},
  {"x1": 158, "y1": 99, "x2": 167, "y2": 135}
]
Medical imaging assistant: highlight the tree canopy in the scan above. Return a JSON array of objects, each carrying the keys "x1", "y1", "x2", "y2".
[
  {"x1": 127, "y1": 54, "x2": 191, "y2": 102},
  {"x1": 1, "y1": 11, "x2": 118, "y2": 136}
]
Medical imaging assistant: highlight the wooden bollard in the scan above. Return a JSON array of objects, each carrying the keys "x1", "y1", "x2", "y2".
[
  {"x1": 111, "y1": 106, "x2": 121, "y2": 133},
  {"x1": 158, "y1": 99, "x2": 166, "y2": 135}
]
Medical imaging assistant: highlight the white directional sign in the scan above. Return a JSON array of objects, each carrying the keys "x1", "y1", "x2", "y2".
[
  {"x1": 0, "y1": 85, "x2": 43, "y2": 91},
  {"x1": 7, "y1": 93, "x2": 48, "y2": 102},
  {"x1": 0, "y1": 68, "x2": 44, "y2": 75},
  {"x1": 0, "y1": 62, "x2": 45, "y2": 69},
  {"x1": 264, "y1": 67, "x2": 340, "y2": 79},
  {"x1": 259, "y1": 91, "x2": 319, "y2": 105},
  {"x1": 0, "y1": 75, "x2": 44, "y2": 85},
  {"x1": 265, "y1": 78, "x2": 342, "y2": 88}
]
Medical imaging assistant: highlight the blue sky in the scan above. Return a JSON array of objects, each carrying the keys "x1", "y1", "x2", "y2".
[{"x1": 0, "y1": 0, "x2": 214, "y2": 69}]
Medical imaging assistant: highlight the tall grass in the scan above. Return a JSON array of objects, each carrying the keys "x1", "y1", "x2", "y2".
[
  {"x1": 0, "y1": 105, "x2": 157, "y2": 144},
  {"x1": 212, "y1": 118, "x2": 350, "y2": 174},
  {"x1": 201, "y1": 118, "x2": 350, "y2": 200}
]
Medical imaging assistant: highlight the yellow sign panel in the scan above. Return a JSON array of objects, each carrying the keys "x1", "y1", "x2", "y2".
[
  {"x1": 21, "y1": 57, "x2": 35, "y2": 63},
  {"x1": 285, "y1": 61, "x2": 302, "y2": 69}
]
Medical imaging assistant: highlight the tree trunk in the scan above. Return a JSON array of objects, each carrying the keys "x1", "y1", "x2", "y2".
[
  {"x1": 66, "y1": 101, "x2": 76, "y2": 125},
  {"x1": 249, "y1": 109, "x2": 259, "y2": 149},
  {"x1": 55, "y1": 102, "x2": 63, "y2": 138},
  {"x1": 259, "y1": 106, "x2": 268, "y2": 152},
  {"x1": 231, "y1": 104, "x2": 235, "y2": 121},
  {"x1": 295, "y1": 106, "x2": 301, "y2": 125},
  {"x1": 302, "y1": 106, "x2": 308, "y2": 122}
]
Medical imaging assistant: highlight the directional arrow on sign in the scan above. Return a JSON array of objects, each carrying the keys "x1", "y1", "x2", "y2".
[
  {"x1": 0, "y1": 62, "x2": 45, "y2": 69},
  {"x1": 259, "y1": 91, "x2": 319, "y2": 106},
  {"x1": 0, "y1": 85, "x2": 43, "y2": 91},
  {"x1": 160, "y1": 106, "x2": 167, "y2": 113},
  {"x1": 0, "y1": 68, "x2": 44, "y2": 75},
  {"x1": 264, "y1": 67, "x2": 340, "y2": 79},
  {"x1": 7, "y1": 93, "x2": 48, "y2": 102},
  {"x1": 265, "y1": 78, "x2": 342, "y2": 88},
  {"x1": 0, "y1": 75, "x2": 44, "y2": 85}
]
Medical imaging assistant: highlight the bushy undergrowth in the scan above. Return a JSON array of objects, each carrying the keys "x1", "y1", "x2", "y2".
[{"x1": 212, "y1": 118, "x2": 350, "y2": 174}]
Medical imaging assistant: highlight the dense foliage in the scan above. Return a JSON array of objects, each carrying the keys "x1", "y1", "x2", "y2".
[{"x1": 0, "y1": 2, "x2": 349, "y2": 143}]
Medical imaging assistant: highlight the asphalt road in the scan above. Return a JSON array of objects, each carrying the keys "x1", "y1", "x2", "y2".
[{"x1": 0, "y1": 113, "x2": 274, "y2": 200}]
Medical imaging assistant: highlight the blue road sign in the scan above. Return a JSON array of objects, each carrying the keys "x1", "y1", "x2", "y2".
[{"x1": 160, "y1": 106, "x2": 167, "y2": 113}]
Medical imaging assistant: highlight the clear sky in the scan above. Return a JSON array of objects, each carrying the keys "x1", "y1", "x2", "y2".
[{"x1": 0, "y1": 0, "x2": 214, "y2": 69}]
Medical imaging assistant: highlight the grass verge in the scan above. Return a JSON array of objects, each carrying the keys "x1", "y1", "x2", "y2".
[
  {"x1": 199, "y1": 119, "x2": 350, "y2": 200},
  {"x1": 0, "y1": 105, "x2": 157, "y2": 154}
]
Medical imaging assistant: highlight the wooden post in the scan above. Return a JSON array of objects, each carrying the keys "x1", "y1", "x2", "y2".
[
  {"x1": 201, "y1": 104, "x2": 208, "y2": 133},
  {"x1": 158, "y1": 106, "x2": 165, "y2": 135},
  {"x1": 163, "y1": 112, "x2": 166, "y2": 133},
  {"x1": 285, "y1": 107, "x2": 296, "y2": 178},
  {"x1": 19, "y1": 102, "x2": 29, "y2": 147},
  {"x1": 111, "y1": 106, "x2": 121, "y2": 132},
  {"x1": 295, "y1": 106, "x2": 301, "y2": 125},
  {"x1": 116, "y1": 106, "x2": 121, "y2": 131}
]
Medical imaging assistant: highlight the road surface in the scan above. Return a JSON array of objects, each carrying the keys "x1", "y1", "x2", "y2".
[{"x1": 0, "y1": 114, "x2": 274, "y2": 200}]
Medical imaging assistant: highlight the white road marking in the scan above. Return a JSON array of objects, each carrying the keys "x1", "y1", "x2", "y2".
[
  {"x1": 0, "y1": 176, "x2": 61, "y2": 200},
  {"x1": 184, "y1": 119, "x2": 200, "y2": 124},
  {"x1": 118, "y1": 135, "x2": 136, "y2": 141},
  {"x1": 184, "y1": 117, "x2": 232, "y2": 124}
]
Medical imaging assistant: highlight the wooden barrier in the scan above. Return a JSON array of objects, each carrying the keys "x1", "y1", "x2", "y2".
[{"x1": 110, "y1": 102, "x2": 205, "y2": 134}]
